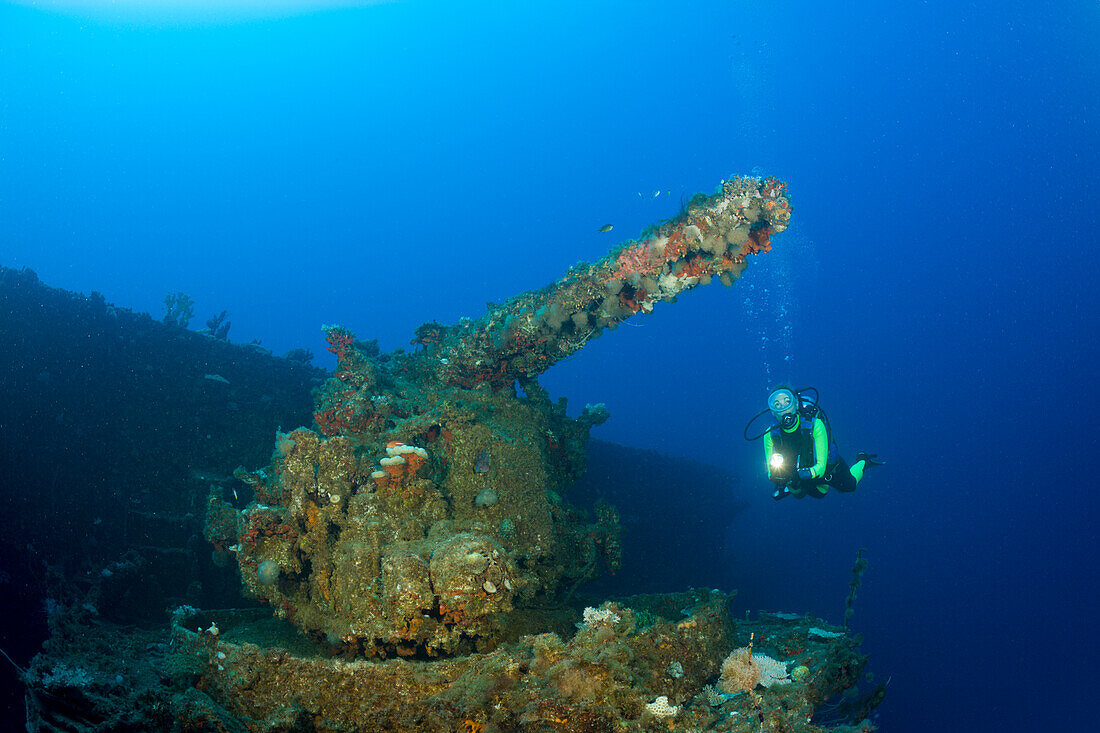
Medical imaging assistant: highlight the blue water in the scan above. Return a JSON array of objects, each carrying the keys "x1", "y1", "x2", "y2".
[{"x1": 2, "y1": 1, "x2": 1097, "y2": 729}]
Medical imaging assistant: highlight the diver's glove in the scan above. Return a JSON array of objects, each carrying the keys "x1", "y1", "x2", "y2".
[
  {"x1": 856, "y1": 452, "x2": 885, "y2": 468},
  {"x1": 797, "y1": 467, "x2": 813, "y2": 481},
  {"x1": 773, "y1": 484, "x2": 792, "y2": 501}
]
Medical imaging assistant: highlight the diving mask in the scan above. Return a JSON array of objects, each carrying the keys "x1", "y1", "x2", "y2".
[{"x1": 768, "y1": 387, "x2": 799, "y2": 429}]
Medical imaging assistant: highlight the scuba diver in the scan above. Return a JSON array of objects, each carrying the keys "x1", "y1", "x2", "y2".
[{"x1": 745, "y1": 385, "x2": 885, "y2": 501}]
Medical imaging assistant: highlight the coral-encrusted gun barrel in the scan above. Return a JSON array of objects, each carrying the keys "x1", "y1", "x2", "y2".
[{"x1": 409, "y1": 175, "x2": 792, "y2": 389}]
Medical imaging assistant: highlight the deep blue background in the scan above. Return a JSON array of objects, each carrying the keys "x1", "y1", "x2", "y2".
[{"x1": 2, "y1": 1, "x2": 1097, "y2": 730}]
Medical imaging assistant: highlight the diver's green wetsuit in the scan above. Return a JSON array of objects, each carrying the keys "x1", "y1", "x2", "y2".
[{"x1": 764, "y1": 414, "x2": 867, "y2": 499}]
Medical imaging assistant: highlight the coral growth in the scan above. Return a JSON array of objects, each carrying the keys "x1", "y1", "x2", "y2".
[
  {"x1": 644, "y1": 695, "x2": 679, "y2": 718},
  {"x1": 322, "y1": 323, "x2": 355, "y2": 362},
  {"x1": 203, "y1": 309, "x2": 231, "y2": 340},
  {"x1": 718, "y1": 646, "x2": 761, "y2": 693},
  {"x1": 161, "y1": 292, "x2": 195, "y2": 329},
  {"x1": 745, "y1": 224, "x2": 773, "y2": 255},
  {"x1": 718, "y1": 645, "x2": 791, "y2": 693}
]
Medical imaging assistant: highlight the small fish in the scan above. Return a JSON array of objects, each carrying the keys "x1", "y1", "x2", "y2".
[
  {"x1": 653, "y1": 189, "x2": 661, "y2": 198},
  {"x1": 598, "y1": 224, "x2": 614, "y2": 233},
  {"x1": 473, "y1": 450, "x2": 491, "y2": 474}
]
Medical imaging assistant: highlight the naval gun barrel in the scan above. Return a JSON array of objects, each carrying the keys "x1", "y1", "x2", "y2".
[{"x1": 407, "y1": 175, "x2": 792, "y2": 389}]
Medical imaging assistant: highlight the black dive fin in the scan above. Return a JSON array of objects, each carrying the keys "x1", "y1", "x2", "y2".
[{"x1": 856, "y1": 452, "x2": 885, "y2": 468}]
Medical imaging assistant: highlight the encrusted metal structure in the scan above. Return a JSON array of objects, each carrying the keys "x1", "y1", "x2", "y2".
[{"x1": 204, "y1": 176, "x2": 793, "y2": 658}]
